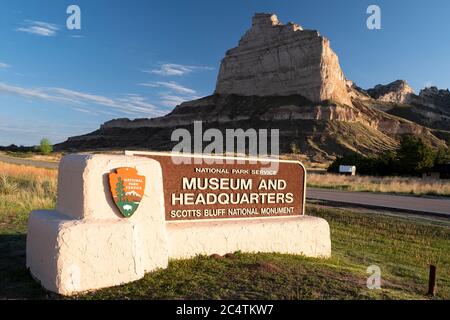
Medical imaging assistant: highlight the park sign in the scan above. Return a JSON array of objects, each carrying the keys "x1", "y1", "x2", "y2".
[
  {"x1": 124, "y1": 151, "x2": 306, "y2": 221},
  {"x1": 26, "y1": 152, "x2": 330, "y2": 295}
]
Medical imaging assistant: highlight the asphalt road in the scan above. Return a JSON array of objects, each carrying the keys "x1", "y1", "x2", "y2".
[
  {"x1": 307, "y1": 188, "x2": 450, "y2": 217},
  {"x1": 0, "y1": 154, "x2": 59, "y2": 169}
]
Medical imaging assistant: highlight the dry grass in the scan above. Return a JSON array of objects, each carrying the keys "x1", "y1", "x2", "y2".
[
  {"x1": 0, "y1": 162, "x2": 57, "y2": 180},
  {"x1": 308, "y1": 173, "x2": 450, "y2": 197},
  {"x1": 0, "y1": 162, "x2": 57, "y2": 232}
]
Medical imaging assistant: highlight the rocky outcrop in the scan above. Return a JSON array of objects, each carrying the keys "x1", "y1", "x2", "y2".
[
  {"x1": 419, "y1": 87, "x2": 450, "y2": 110},
  {"x1": 346, "y1": 80, "x2": 371, "y2": 101},
  {"x1": 367, "y1": 80, "x2": 414, "y2": 104},
  {"x1": 56, "y1": 13, "x2": 447, "y2": 161},
  {"x1": 214, "y1": 13, "x2": 351, "y2": 106},
  {"x1": 100, "y1": 93, "x2": 429, "y2": 137},
  {"x1": 363, "y1": 80, "x2": 450, "y2": 131}
]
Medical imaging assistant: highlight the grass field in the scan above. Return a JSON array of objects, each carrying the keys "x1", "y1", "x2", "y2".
[
  {"x1": 0, "y1": 162, "x2": 449, "y2": 300},
  {"x1": 308, "y1": 173, "x2": 450, "y2": 197}
]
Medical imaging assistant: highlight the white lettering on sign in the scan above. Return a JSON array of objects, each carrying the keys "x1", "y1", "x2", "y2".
[{"x1": 172, "y1": 177, "x2": 294, "y2": 207}]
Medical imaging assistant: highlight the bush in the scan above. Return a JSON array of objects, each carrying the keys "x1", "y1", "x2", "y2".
[
  {"x1": 38, "y1": 138, "x2": 53, "y2": 155},
  {"x1": 328, "y1": 153, "x2": 390, "y2": 176},
  {"x1": 397, "y1": 136, "x2": 435, "y2": 175}
]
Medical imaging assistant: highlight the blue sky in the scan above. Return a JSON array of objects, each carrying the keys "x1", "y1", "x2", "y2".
[{"x1": 1, "y1": 0, "x2": 449, "y2": 146}]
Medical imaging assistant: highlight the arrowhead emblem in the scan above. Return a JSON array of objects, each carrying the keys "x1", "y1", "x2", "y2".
[{"x1": 108, "y1": 167, "x2": 145, "y2": 218}]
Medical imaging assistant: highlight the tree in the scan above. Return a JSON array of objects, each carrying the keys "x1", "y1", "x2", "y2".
[
  {"x1": 397, "y1": 136, "x2": 435, "y2": 175},
  {"x1": 115, "y1": 177, "x2": 126, "y2": 202},
  {"x1": 38, "y1": 138, "x2": 53, "y2": 155},
  {"x1": 376, "y1": 151, "x2": 399, "y2": 176},
  {"x1": 434, "y1": 145, "x2": 450, "y2": 165}
]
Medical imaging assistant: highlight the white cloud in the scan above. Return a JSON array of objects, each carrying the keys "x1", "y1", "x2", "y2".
[
  {"x1": 0, "y1": 82, "x2": 78, "y2": 104},
  {"x1": 0, "y1": 63, "x2": 10, "y2": 69},
  {"x1": 16, "y1": 20, "x2": 59, "y2": 37},
  {"x1": 158, "y1": 93, "x2": 201, "y2": 108},
  {"x1": 144, "y1": 63, "x2": 213, "y2": 76},
  {"x1": 139, "y1": 81, "x2": 197, "y2": 95},
  {"x1": 0, "y1": 118, "x2": 99, "y2": 146},
  {"x1": 0, "y1": 81, "x2": 165, "y2": 117},
  {"x1": 139, "y1": 81, "x2": 201, "y2": 107},
  {"x1": 50, "y1": 88, "x2": 116, "y2": 106}
]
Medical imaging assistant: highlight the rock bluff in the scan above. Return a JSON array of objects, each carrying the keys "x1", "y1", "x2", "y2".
[{"x1": 214, "y1": 13, "x2": 352, "y2": 106}]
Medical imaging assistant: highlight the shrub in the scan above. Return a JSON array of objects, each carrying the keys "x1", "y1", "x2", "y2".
[
  {"x1": 38, "y1": 138, "x2": 53, "y2": 155},
  {"x1": 397, "y1": 136, "x2": 435, "y2": 175}
]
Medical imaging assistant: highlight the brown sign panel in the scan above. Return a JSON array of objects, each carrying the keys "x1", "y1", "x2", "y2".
[{"x1": 126, "y1": 152, "x2": 306, "y2": 221}]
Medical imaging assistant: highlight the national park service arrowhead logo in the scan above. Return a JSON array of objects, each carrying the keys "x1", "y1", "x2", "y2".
[{"x1": 109, "y1": 167, "x2": 145, "y2": 218}]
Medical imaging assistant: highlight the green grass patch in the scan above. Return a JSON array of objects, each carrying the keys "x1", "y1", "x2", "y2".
[
  {"x1": 1, "y1": 191, "x2": 449, "y2": 299},
  {"x1": 0, "y1": 164, "x2": 448, "y2": 299}
]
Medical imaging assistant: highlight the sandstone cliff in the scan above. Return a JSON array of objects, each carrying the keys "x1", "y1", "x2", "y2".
[
  {"x1": 56, "y1": 13, "x2": 447, "y2": 162},
  {"x1": 214, "y1": 13, "x2": 351, "y2": 106}
]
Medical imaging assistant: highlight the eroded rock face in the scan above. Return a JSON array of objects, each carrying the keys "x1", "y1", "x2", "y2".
[
  {"x1": 419, "y1": 87, "x2": 450, "y2": 110},
  {"x1": 56, "y1": 13, "x2": 447, "y2": 159},
  {"x1": 99, "y1": 93, "x2": 430, "y2": 137},
  {"x1": 214, "y1": 13, "x2": 351, "y2": 106},
  {"x1": 367, "y1": 80, "x2": 415, "y2": 104}
]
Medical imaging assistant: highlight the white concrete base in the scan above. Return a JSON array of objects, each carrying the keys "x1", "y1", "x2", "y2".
[
  {"x1": 27, "y1": 211, "x2": 149, "y2": 295},
  {"x1": 26, "y1": 153, "x2": 331, "y2": 296},
  {"x1": 167, "y1": 216, "x2": 331, "y2": 259}
]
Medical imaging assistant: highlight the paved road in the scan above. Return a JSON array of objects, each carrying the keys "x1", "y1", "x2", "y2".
[
  {"x1": 307, "y1": 188, "x2": 450, "y2": 217},
  {"x1": 0, "y1": 154, "x2": 58, "y2": 169}
]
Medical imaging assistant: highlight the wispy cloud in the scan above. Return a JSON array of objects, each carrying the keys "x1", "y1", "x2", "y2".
[
  {"x1": 158, "y1": 93, "x2": 189, "y2": 107},
  {"x1": 0, "y1": 82, "x2": 165, "y2": 117},
  {"x1": 0, "y1": 82, "x2": 78, "y2": 104},
  {"x1": 0, "y1": 118, "x2": 99, "y2": 146},
  {"x1": 139, "y1": 81, "x2": 197, "y2": 95},
  {"x1": 16, "y1": 20, "x2": 59, "y2": 37},
  {"x1": 157, "y1": 93, "x2": 201, "y2": 108},
  {"x1": 144, "y1": 63, "x2": 213, "y2": 76},
  {"x1": 139, "y1": 80, "x2": 200, "y2": 107},
  {"x1": 0, "y1": 62, "x2": 10, "y2": 69}
]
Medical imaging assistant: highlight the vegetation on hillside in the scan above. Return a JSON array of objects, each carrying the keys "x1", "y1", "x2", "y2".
[{"x1": 329, "y1": 136, "x2": 450, "y2": 176}]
